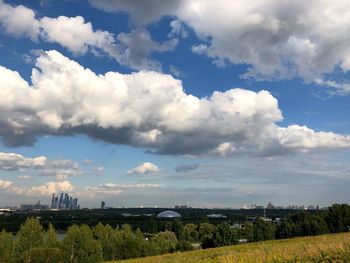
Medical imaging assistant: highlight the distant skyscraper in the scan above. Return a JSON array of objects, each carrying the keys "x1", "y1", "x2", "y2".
[
  {"x1": 50, "y1": 193, "x2": 79, "y2": 210},
  {"x1": 72, "y1": 198, "x2": 78, "y2": 210},
  {"x1": 58, "y1": 193, "x2": 64, "y2": 208},
  {"x1": 51, "y1": 194, "x2": 55, "y2": 208},
  {"x1": 64, "y1": 193, "x2": 69, "y2": 208},
  {"x1": 54, "y1": 196, "x2": 58, "y2": 208},
  {"x1": 69, "y1": 197, "x2": 73, "y2": 209},
  {"x1": 101, "y1": 201, "x2": 105, "y2": 209}
]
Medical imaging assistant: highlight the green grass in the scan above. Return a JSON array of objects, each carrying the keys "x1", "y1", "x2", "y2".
[{"x1": 108, "y1": 232, "x2": 350, "y2": 263}]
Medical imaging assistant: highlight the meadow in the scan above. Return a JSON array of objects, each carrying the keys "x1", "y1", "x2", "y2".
[{"x1": 111, "y1": 232, "x2": 350, "y2": 263}]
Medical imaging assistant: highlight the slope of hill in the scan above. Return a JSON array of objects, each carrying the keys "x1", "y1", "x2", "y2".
[{"x1": 109, "y1": 232, "x2": 350, "y2": 263}]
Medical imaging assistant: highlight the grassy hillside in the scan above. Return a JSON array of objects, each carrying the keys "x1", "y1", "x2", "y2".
[{"x1": 109, "y1": 232, "x2": 350, "y2": 263}]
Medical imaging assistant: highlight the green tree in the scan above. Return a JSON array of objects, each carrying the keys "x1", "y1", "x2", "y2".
[
  {"x1": 253, "y1": 218, "x2": 275, "y2": 241},
  {"x1": 241, "y1": 222, "x2": 254, "y2": 242},
  {"x1": 141, "y1": 239, "x2": 160, "y2": 256},
  {"x1": 199, "y1": 223, "x2": 216, "y2": 248},
  {"x1": 277, "y1": 211, "x2": 329, "y2": 238},
  {"x1": 0, "y1": 229, "x2": 14, "y2": 263},
  {"x1": 276, "y1": 219, "x2": 294, "y2": 239},
  {"x1": 151, "y1": 231, "x2": 177, "y2": 254},
  {"x1": 93, "y1": 223, "x2": 117, "y2": 260},
  {"x1": 117, "y1": 224, "x2": 144, "y2": 259},
  {"x1": 212, "y1": 222, "x2": 237, "y2": 247},
  {"x1": 326, "y1": 204, "x2": 350, "y2": 233},
  {"x1": 145, "y1": 219, "x2": 158, "y2": 234},
  {"x1": 172, "y1": 219, "x2": 184, "y2": 240},
  {"x1": 62, "y1": 224, "x2": 102, "y2": 263},
  {"x1": 45, "y1": 223, "x2": 59, "y2": 248},
  {"x1": 111, "y1": 228, "x2": 123, "y2": 259},
  {"x1": 184, "y1": 223, "x2": 199, "y2": 242},
  {"x1": 23, "y1": 247, "x2": 63, "y2": 263},
  {"x1": 198, "y1": 223, "x2": 216, "y2": 241},
  {"x1": 176, "y1": 240, "x2": 193, "y2": 251},
  {"x1": 15, "y1": 217, "x2": 45, "y2": 263},
  {"x1": 164, "y1": 222, "x2": 172, "y2": 231},
  {"x1": 201, "y1": 215, "x2": 209, "y2": 223}
]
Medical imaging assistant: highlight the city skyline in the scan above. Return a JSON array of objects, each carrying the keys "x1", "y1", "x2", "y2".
[
  {"x1": 0, "y1": 195, "x2": 328, "y2": 211},
  {"x1": 0, "y1": 1, "x2": 350, "y2": 208},
  {"x1": 51, "y1": 192, "x2": 79, "y2": 210}
]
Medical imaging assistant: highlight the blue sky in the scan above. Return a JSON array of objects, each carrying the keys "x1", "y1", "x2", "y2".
[{"x1": 0, "y1": 0, "x2": 349, "y2": 208}]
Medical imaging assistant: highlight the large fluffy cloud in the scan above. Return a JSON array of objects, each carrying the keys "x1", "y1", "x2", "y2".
[
  {"x1": 0, "y1": 0, "x2": 39, "y2": 40},
  {"x1": 0, "y1": 50, "x2": 349, "y2": 156},
  {"x1": 0, "y1": 1, "x2": 177, "y2": 71},
  {"x1": 39, "y1": 16, "x2": 115, "y2": 55},
  {"x1": 90, "y1": 0, "x2": 350, "y2": 90}
]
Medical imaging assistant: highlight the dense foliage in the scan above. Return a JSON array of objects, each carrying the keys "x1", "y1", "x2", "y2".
[
  {"x1": 0, "y1": 204, "x2": 349, "y2": 262},
  {"x1": 0, "y1": 207, "x2": 294, "y2": 233}
]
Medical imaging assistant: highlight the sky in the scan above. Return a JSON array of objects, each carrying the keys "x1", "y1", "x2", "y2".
[{"x1": 0, "y1": 0, "x2": 349, "y2": 208}]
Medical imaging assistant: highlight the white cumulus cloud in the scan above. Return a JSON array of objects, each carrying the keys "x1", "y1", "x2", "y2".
[
  {"x1": 0, "y1": 50, "x2": 349, "y2": 156},
  {"x1": 127, "y1": 162, "x2": 159, "y2": 176},
  {"x1": 0, "y1": 152, "x2": 46, "y2": 171},
  {"x1": 0, "y1": 1, "x2": 177, "y2": 71},
  {"x1": 0, "y1": 152, "x2": 83, "y2": 179},
  {"x1": 39, "y1": 15, "x2": 115, "y2": 55},
  {"x1": 0, "y1": 179, "x2": 13, "y2": 190},
  {"x1": 13, "y1": 180, "x2": 74, "y2": 196},
  {"x1": 0, "y1": 0, "x2": 39, "y2": 40},
  {"x1": 0, "y1": 179, "x2": 73, "y2": 196},
  {"x1": 90, "y1": 0, "x2": 350, "y2": 92}
]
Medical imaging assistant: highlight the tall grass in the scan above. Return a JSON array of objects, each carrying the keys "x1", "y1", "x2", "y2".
[{"x1": 109, "y1": 232, "x2": 350, "y2": 263}]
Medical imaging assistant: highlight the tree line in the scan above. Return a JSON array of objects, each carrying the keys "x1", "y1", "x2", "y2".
[{"x1": 0, "y1": 204, "x2": 349, "y2": 262}]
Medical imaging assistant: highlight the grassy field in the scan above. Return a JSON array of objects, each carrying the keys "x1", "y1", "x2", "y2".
[{"x1": 109, "y1": 232, "x2": 350, "y2": 263}]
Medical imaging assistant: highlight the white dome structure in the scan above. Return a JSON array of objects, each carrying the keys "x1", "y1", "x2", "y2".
[{"x1": 156, "y1": 210, "x2": 181, "y2": 218}]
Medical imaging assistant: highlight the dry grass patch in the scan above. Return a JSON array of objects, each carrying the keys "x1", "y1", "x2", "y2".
[{"x1": 108, "y1": 232, "x2": 350, "y2": 263}]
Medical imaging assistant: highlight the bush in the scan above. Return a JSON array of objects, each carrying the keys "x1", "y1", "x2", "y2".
[{"x1": 176, "y1": 240, "x2": 193, "y2": 252}]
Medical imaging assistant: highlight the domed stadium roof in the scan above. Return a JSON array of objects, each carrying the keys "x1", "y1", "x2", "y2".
[{"x1": 156, "y1": 210, "x2": 181, "y2": 218}]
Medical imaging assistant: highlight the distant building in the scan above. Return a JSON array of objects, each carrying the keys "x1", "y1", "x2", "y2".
[
  {"x1": 240, "y1": 204, "x2": 248, "y2": 209},
  {"x1": 307, "y1": 205, "x2": 316, "y2": 210},
  {"x1": 231, "y1": 223, "x2": 243, "y2": 229},
  {"x1": 260, "y1": 217, "x2": 272, "y2": 222},
  {"x1": 50, "y1": 193, "x2": 79, "y2": 210},
  {"x1": 266, "y1": 202, "x2": 275, "y2": 209},
  {"x1": 19, "y1": 201, "x2": 49, "y2": 211},
  {"x1": 51, "y1": 194, "x2": 55, "y2": 208},
  {"x1": 157, "y1": 210, "x2": 181, "y2": 218},
  {"x1": 174, "y1": 204, "x2": 190, "y2": 209},
  {"x1": 251, "y1": 204, "x2": 264, "y2": 209},
  {"x1": 207, "y1": 213, "x2": 227, "y2": 218},
  {"x1": 58, "y1": 193, "x2": 64, "y2": 209},
  {"x1": 101, "y1": 201, "x2": 105, "y2": 209}
]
